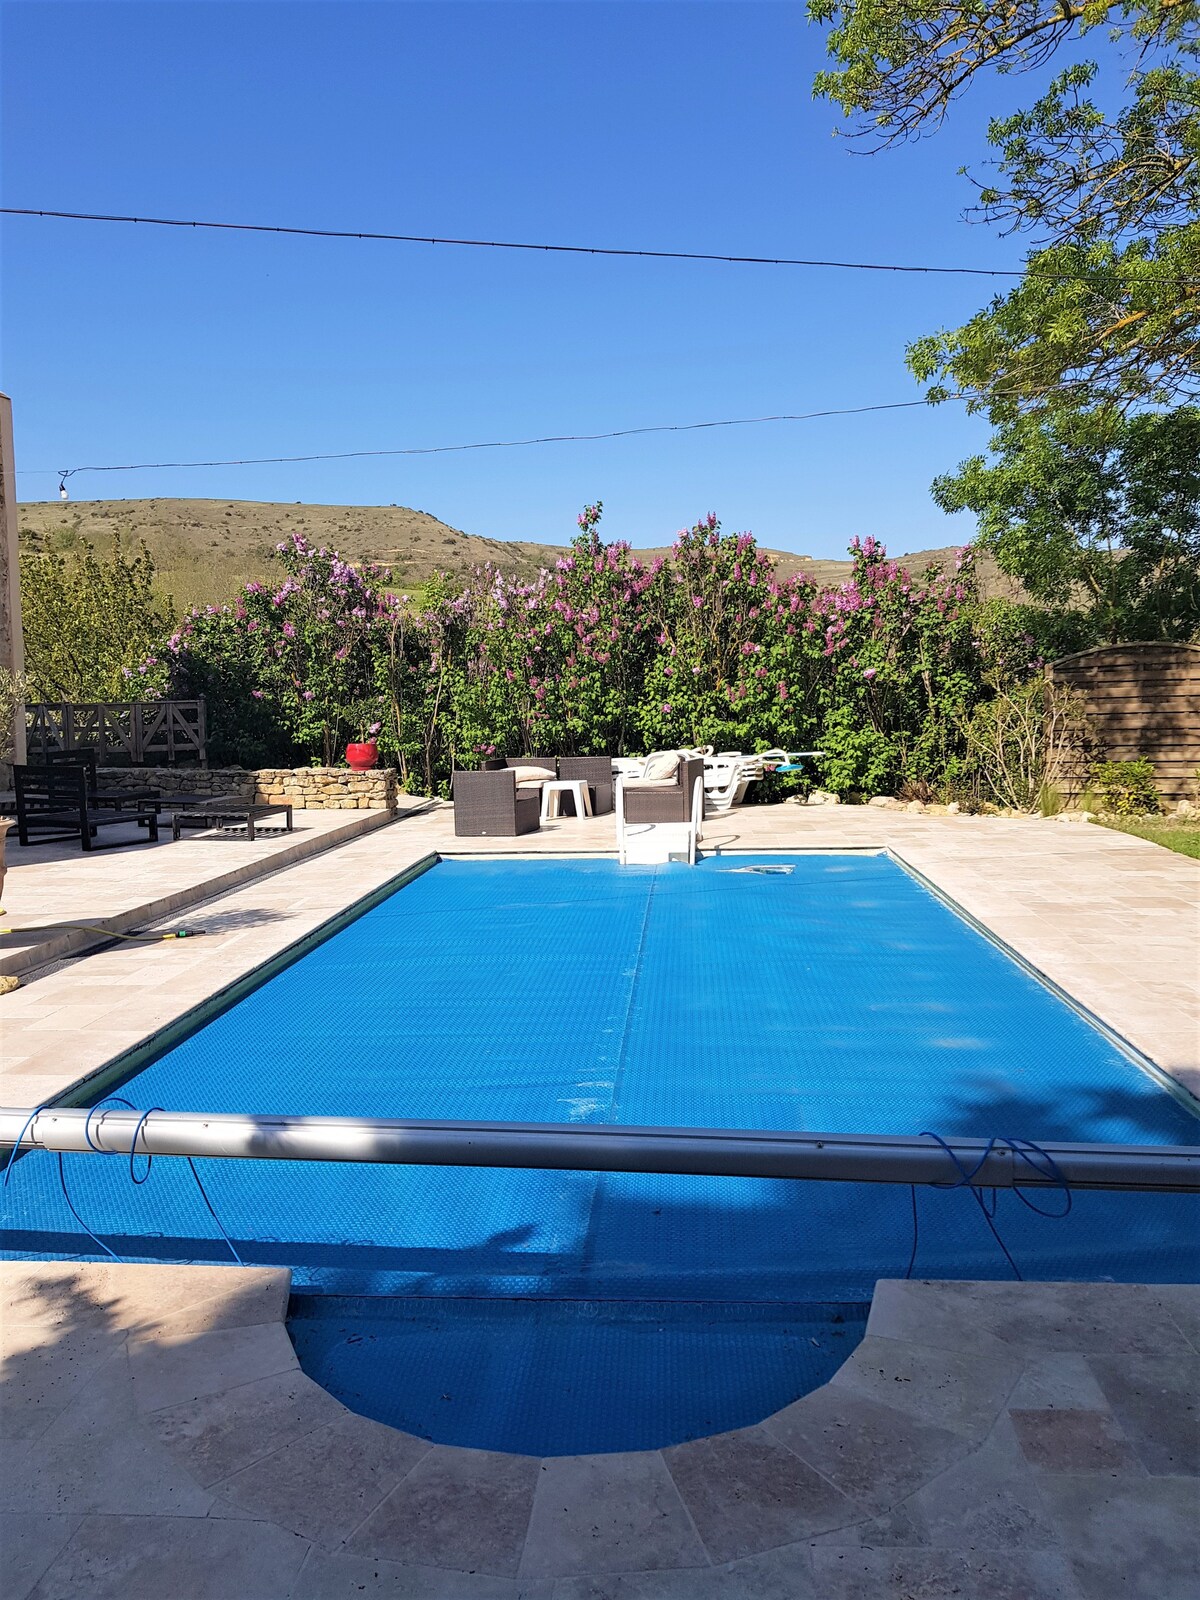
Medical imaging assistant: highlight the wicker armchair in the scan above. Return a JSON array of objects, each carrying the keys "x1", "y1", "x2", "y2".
[
  {"x1": 452, "y1": 768, "x2": 541, "y2": 837},
  {"x1": 620, "y1": 757, "x2": 705, "y2": 826},
  {"x1": 557, "y1": 755, "x2": 615, "y2": 816}
]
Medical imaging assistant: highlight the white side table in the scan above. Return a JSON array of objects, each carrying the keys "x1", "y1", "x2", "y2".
[{"x1": 540, "y1": 779, "x2": 594, "y2": 822}]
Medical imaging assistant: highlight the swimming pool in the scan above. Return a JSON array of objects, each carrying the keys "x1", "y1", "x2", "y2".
[{"x1": 4, "y1": 854, "x2": 1197, "y2": 1453}]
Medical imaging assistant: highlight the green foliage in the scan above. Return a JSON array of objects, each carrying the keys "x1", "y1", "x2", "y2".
[
  {"x1": 149, "y1": 536, "x2": 394, "y2": 767},
  {"x1": 1091, "y1": 756, "x2": 1161, "y2": 812},
  {"x1": 1098, "y1": 815, "x2": 1200, "y2": 856},
  {"x1": 0, "y1": 665, "x2": 27, "y2": 765},
  {"x1": 809, "y1": 3, "x2": 1200, "y2": 416},
  {"x1": 961, "y1": 676, "x2": 1094, "y2": 811},
  {"x1": 20, "y1": 537, "x2": 175, "y2": 702},
  {"x1": 138, "y1": 511, "x2": 1093, "y2": 800},
  {"x1": 932, "y1": 405, "x2": 1200, "y2": 641}
]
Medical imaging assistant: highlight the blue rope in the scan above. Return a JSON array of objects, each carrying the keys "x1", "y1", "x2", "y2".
[
  {"x1": 128, "y1": 1106, "x2": 161, "y2": 1186},
  {"x1": 185, "y1": 1157, "x2": 243, "y2": 1265},
  {"x1": 83, "y1": 1095, "x2": 136, "y2": 1151},
  {"x1": 3, "y1": 1103, "x2": 50, "y2": 1186},
  {"x1": 56, "y1": 1153, "x2": 120, "y2": 1260},
  {"x1": 5, "y1": 1099, "x2": 243, "y2": 1268},
  {"x1": 906, "y1": 1132, "x2": 1074, "y2": 1282}
]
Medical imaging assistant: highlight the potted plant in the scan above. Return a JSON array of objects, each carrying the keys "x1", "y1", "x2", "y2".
[{"x1": 346, "y1": 720, "x2": 381, "y2": 771}]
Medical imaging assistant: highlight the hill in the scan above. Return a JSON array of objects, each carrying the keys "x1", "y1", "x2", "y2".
[{"x1": 16, "y1": 499, "x2": 1015, "y2": 608}]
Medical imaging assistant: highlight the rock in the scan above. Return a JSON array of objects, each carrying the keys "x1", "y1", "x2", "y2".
[
  {"x1": 946, "y1": 802, "x2": 961, "y2": 815},
  {"x1": 808, "y1": 789, "x2": 841, "y2": 806},
  {"x1": 867, "y1": 795, "x2": 899, "y2": 809},
  {"x1": 905, "y1": 799, "x2": 925, "y2": 814}
]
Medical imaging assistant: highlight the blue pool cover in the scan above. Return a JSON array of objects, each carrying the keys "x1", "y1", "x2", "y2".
[{"x1": 4, "y1": 854, "x2": 1197, "y2": 1452}]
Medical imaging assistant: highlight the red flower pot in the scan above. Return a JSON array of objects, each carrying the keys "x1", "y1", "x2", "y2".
[{"x1": 345, "y1": 741, "x2": 379, "y2": 771}]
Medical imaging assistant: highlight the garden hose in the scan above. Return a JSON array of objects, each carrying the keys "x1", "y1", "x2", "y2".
[{"x1": 0, "y1": 910, "x2": 205, "y2": 942}]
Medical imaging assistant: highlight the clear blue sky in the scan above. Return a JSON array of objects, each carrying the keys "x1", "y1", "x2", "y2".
[{"x1": 3, "y1": 1, "x2": 1045, "y2": 557}]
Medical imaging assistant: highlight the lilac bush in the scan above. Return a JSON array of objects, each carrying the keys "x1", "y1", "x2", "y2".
[
  {"x1": 147, "y1": 534, "x2": 395, "y2": 766},
  {"x1": 144, "y1": 508, "x2": 1040, "y2": 798}
]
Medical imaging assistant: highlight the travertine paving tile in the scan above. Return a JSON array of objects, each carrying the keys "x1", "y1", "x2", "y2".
[
  {"x1": 520, "y1": 1451, "x2": 708, "y2": 1579},
  {"x1": 128, "y1": 1321, "x2": 298, "y2": 1413},
  {"x1": 212, "y1": 1410, "x2": 430, "y2": 1547},
  {"x1": 346, "y1": 1444, "x2": 541, "y2": 1576},
  {"x1": 1038, "y1": 1475, "x2": 1200, "y2": 1600},
  {"x1": 0, "y1": 1511, "x2": 84, "y2": 1600},
  {"x1": 148, "y1": 1367, "x2": 346, "y2": 1487},
  {"x1": 809, "y1": 1547, "x2": 1083, "y2": 1600},
  {"x1": 26, "y1": 1511, "x2": 308, "y2": 1599},
  {"x1": 662, "y1": 1424, "x2": 854, "y2": 1562},
  {"x1": 1085, "y1": 1353, "x2": 1200, "y2": 1476}
]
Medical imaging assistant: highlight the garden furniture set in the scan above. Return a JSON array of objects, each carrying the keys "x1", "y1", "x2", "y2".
[
  {"x1": 451, "y1": 747, "x2": 824, "y2": 840},
  {"x1": 9, "y1": 749, "x2": 293, "y2": 853}
]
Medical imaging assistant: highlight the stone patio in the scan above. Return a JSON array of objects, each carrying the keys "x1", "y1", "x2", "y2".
[
  {"x1": 2, "y1": 1261, "x2": 1196, "y2": 1598},
  {"x1": 0, "y1": 803, "x2": 425, "y2": 980}
]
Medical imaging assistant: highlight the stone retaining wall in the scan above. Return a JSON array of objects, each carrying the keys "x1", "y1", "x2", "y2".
[
  {"x1": 254, "y1": 767, "x2": 398, "y2": 812},
  {"x1": 97, "y1": 766, "x2": 398, "y2": 811}
]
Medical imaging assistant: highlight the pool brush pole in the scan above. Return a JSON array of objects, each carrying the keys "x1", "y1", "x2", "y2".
[{"x1": 2, "y1": 1108, "x2": 1198, "y2": 1193}]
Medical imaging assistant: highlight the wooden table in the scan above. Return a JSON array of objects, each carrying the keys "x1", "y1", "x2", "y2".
[{"x1": 171, "y1": 801, "x2": 294, "y2": 841}]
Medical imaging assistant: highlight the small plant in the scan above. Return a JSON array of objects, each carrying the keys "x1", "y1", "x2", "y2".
[
  {"x1": 1090, "y1": 758, "x2": 1161, "y2": 816},
  {"x1": 897, "y1": 778, "x2": 935, "y2": 804},
  {"x1": 1037, "y1": 782, "x2": 1064, "y2": 817}
]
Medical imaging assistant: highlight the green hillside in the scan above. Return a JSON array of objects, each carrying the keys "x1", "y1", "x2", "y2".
[{"x1": 16, "y1": 498, "x2": 1014, "y2": 609}]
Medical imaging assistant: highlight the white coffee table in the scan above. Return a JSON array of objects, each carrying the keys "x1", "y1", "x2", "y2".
[{"x1": 540, "y1": 778, "x2": 594, "y2": 821}]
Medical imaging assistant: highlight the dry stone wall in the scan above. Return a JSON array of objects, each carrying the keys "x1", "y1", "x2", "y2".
[
  {"x1": 254, "y1": 768, "x2": 397, "y2": 811},
  {"x1": 97, "y1": 766, "x2": 398, "y2": 811}
]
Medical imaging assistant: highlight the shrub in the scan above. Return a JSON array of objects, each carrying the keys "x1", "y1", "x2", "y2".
[
  {"x1": 962, "y1": 678, "x2": 1093, "y2": 812},
  {"x1": 0, "y1": 665, "x2": 27, "y2": 766},
  {"x1": 22, "y1": 536, "x2": 175, "y2": 702},
  {"x1": 1090, "y1": 758, "x2": 1160, "y2": 816}
]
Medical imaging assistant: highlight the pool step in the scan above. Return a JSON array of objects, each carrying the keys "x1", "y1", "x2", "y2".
[{"x1": 620, "y1": 822, "x2": 697, "y2": 865}]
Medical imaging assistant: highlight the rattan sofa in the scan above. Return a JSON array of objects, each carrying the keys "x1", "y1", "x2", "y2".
[{"x1": 451, "y1": 768, "x2": 541, "y2": 837}]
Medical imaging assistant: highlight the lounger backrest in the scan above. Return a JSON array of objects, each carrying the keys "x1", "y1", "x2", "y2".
[
  {"x1": 14, "y1": 763, "x2": 89, "y2": 817},
  {"x1": 46, "y1": 747, "x2": 99, "y2": 793}
]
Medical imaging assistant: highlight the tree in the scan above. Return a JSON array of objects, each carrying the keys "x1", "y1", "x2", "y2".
[
  {"x1": 809, "y1": 1, "x2": 1200, "y2": 416},
  {"x1": 20, "y1": 537, "x2": 175, "y2": 702},
  {"x1": 932, "y1": 403, "x2": 1200, "y2": 638}
]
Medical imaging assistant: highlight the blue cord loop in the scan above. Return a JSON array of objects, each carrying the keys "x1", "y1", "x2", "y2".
[
  {"x1": 4, "y1": 1099, "x2": 243, "y2": 1268},
  {"x1": 3, "y1": 1103, "x2": 51, "y2": 1186},
  {"x1": 129, "y1": 1106, "x2": 162, "y2": 1185},
  {"x1": 906, "y1": 1131, "x2": 1074, "y2": 1282},
  {"x1": 84, "y1": 1096, "x2": 136, "y2": 1151}
]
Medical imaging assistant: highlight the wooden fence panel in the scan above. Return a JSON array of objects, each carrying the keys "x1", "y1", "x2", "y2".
[
  {"x1": 25, "y1": 702, "x2": 208, "y2": 767},
  {"x1": 1048, "y1": 643, "x2": 1199, "y2": 803}
]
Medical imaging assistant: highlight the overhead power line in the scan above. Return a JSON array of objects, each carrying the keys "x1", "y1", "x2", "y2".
[
  {"x1": 6, "y1": 204, "x2": 1182, "y2": 283},
  {"x1": 14, "y1": 401, "x2": 941, "y2": 483}
]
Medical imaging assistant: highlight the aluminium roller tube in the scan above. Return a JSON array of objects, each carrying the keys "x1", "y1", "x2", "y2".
[{"x1": 2, "y1": 1107, "x2": 1198, "y2": 1193}]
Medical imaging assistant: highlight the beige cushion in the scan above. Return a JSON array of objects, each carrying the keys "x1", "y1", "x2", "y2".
[
  {"x1": 641, "y1": 751, "x2": 681, "y2": 782},
  {"x1": 624, "y1": 777, "x2": 679, "y2": 789},
  {"x1": 510, "y1": 765, "x2": 555, "y2": 785}
]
